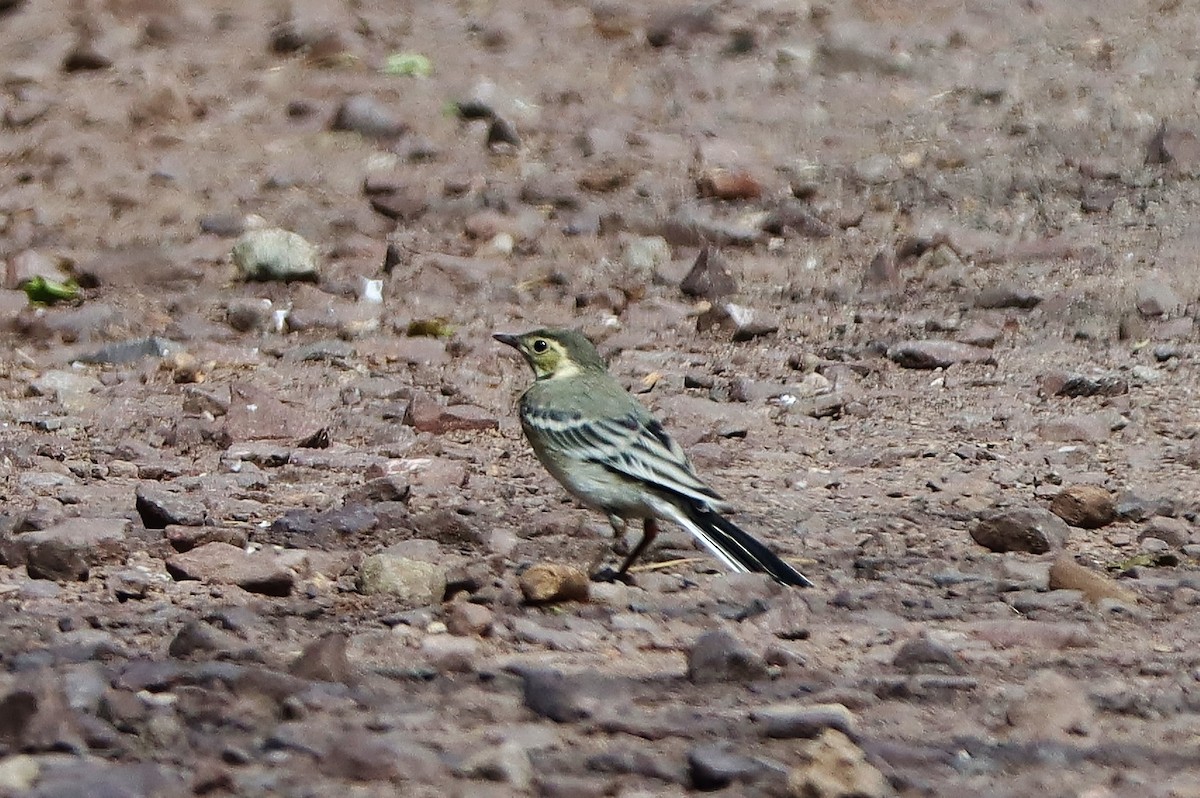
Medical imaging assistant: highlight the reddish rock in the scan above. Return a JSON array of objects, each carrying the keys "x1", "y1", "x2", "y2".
[{"x1": 403, "y1": 394, "x2": 499, "y2": 434}]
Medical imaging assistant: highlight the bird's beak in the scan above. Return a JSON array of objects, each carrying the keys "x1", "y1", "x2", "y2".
[{"x1": 493, "y1": 333, "x2": 520, "y2": 349}]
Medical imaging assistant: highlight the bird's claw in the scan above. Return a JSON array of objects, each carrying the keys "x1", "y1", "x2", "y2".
[{"x1": 590, "y1": 566, "x2": 636, "y2": 586}]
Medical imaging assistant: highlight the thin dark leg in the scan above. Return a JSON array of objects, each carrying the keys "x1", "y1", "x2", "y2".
[{"x1": 617, "y1": 517, "x2": 659, "y2": 575}]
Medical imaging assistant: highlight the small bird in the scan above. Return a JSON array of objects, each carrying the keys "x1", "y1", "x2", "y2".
[{"x1": 494, "y1": 328, "x2": 811, "y2": 587}]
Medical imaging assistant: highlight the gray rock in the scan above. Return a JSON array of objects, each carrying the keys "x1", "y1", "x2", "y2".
[
  {"x1": 331, "y1": 94, "x2": 407, "y2": 138},
  {"x1": 135, "y1": 484, "x2": 207, "y2": 528},
  {"x1": 231, "y1": 228, "x2": 319, "y2": 282},
  {"x1": 697, "y1": 301, "x2": 779, "y2": 342},
  {"x1": 888, "y1": 340, "x2": 996, "y2": 369},
  {"x1": 1135, "y1": 276, "x2": 1183, "y2": 317},
  {"x1": 28, "y1": 370, "x2": 104, "y2": 414},
  {"x1": 458, "y1": 741, "x2": 533, "y2": 790},
  {"x1": 419, "y1": 634, "x2": 480, "y2": 673},
  {"x1": 621, "y1": 234, "x2": 671, "y2": 274},
  {"x1": 165, "y1": 542, "x2": 295, "y2": 596},
  {"x1": 971, "y1": 507, "x2": 1069, "y2": 554},
  {"x1": 688, "y1": 630, "x2": 767, "y2": 685},
  {"x1": 892, "y1": 638, "x2": 966, "y2": 674},
  {"x1": 687, "y1": 743, "x2": 769, "y2": 790},
  {"x1": 751, "y1": 702, "x2": 854, "y2": 739},
  {"x1": 12, "y1": 518, "x2": 130, "y2": 581},
  {"x1": 74, "y1": 336, "x2": 175, "y2": 365},
  {"x1": 289, "y1": 633, "x2": 352, "y2": 683},
  {"x1": 521, "y1": 669, "x2": 602, "y2": 722},
  {"x1": 0, "y1": 670, "x2": 86, "y2": 753},
  {"x1": 680, "y1": 246, "x2": 737, "y2": 300},
  {"x1": 225, "y1": 297, "x2": 274, "y2": 332},
  {"x1": 356, "y1": 553, "x2": 446, "y2": 605}
]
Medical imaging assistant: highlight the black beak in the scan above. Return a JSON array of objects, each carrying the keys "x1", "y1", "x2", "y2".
[{"x1": 493, "y1": 333, "x2": 520, "y2": 349}]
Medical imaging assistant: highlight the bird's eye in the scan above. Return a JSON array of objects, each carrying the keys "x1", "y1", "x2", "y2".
[{"x1": 532, "y1": 339, "x2": 549, "y2": 353}]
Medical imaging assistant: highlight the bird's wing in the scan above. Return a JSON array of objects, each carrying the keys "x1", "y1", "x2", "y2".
[{"x1": 523, "y1": 405, "x2": 724, "y2": 508}]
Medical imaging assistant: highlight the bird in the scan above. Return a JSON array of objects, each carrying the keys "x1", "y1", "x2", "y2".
[{"x1": 494, "y1": 328, "x2": 811, "y2": 587}]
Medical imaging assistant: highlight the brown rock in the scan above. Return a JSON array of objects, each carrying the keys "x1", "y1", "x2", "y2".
[
  {"x1": 403, "y1": 394, "x2": 499, "y2": 434},
  {"x1": 697, "y1": 169, "x2": 762, "y2": 201},
  {"x1": 787, "y1": 729, "x2": 892, "y2": 798},
  {"x1": 290, "y1": 633, "x2": 353, "y2": 683},
  {"x1": 971, "y1": 507, "x2": 1069, "y2": 554},
  {"x1": 1048, "y1": 556, "x2": 1137, "y2": 605},
  {"x1": 1049, "y1": 485, "x2": 1116, "y2": 529},
  {"x1": 446, "y1": 602, "x2": 495, "y2": 636},
  {"x1": 519, "y1": 563, "x2": 590, "y2": 603},
  {"x1": 10, "y1": 518, "x2": 130, "y2": 581},
  {"x1": 0, "y1": 671, "x2": 85, "y2": 754},
  {"x1": 697, "y1": 301, "x2": 778, "y2": 341},
  {"x1": 688, "y1": 630, "x2": 767, "y2": 685},
  {"x1": 165, "y1": 542, "x2": 296, "y2": 596},
  {"x1": 225, "y1": 382, "x2": 323, "y2": 442}
]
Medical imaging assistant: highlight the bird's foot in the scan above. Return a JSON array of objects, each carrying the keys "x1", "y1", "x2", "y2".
[{"x1": 590, "y1": 566, "x2": 636, "y2": 586}]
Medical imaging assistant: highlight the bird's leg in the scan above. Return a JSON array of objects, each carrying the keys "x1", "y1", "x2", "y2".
[{"x1": 617, "y1": 517, "x2": 658, "y2": 575}]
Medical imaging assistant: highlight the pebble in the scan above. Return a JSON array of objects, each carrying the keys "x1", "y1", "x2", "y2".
[
  {"x1": 687, "y1": 744, "x2": 768, "y2": 791},
  {"x1": 696, "y1": 169, "x2": 762, "y2": 200},
  {"x1": 518, "y1": 562, "x2": 590, "y2": 603},
  {"x1": 1134, "y1": 276, "x2": 1183, "y2": 317},
  {"x1": 165, "y1": 542, "x2": 296, "y2": 596},
  {"x1": 520, "y1": 669, "x2": 601, "y2": 722},
  {"x1": 891, "y1": 638, "x2": 965, "y2": 675},
  {"x1": 330, "y1": 94, "x2": 407, "y2": 138},
  {"x1": 697, "y1": 301, "x2": 779, "y2": 341},
  {"x1": 688, "y1": 630, "x2": 767, "y2": 685},
  {"x1": 0, "y1": 755, "x2": 39, "y2": 792},
  {"x1": 887, "y1": 340, "x2": 996, "y2": 369},
  {"x1": 231, "y1": 228, "x2": 320, "y2": 282},
  {"x1": 1038, "y1": 372, "x2": 1128, "y2": 398},
  {"x1": 751, "y1": 702, "x2": 854, "y2": 739},
  {"x1": 420, "y1": 635, "x2": 480, "y2": 673},
  {"x1": 289, "y1": 633, "x2": 352, "y2": 684},
  {"x1": 621, "y1": 234, "x2": 672, "y2": 274},
  {"x1": 402, "y1": 395, "x2": 494, "y2": 437},
  {"x1": 788, "y1": 729, "x2": 893, "y2": 798},
  {"x1": 135, "y1": 484, "x2": 207, "y2": 528},
  {"x1": 13, "y1": 517, "x2": 130, "y2": 581},
  {"x1": 970, "y1": 506, "x2": 1069, "y2": 554},
  {"x1": 356, "y1": 553, "x2": 447, "y2": 606},
  {"x1": 1049, "y1": 485, "x2": 1116, "y2": 529},
  {"x1": 680, "y1": 246, "x2": 737, "y2": 300}
]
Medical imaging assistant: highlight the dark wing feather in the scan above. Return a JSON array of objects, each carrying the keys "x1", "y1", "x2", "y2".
[{"x1": 523, "y1": 405, "x2": 724, "y2": 507}]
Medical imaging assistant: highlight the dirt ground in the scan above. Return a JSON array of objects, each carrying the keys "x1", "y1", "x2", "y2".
[{"x1": 1, "y1": 0, "x2": 1199, "y2": 796}]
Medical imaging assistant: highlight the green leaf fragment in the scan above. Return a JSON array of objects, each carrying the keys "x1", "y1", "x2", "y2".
[
  {"x1": 24, "y1": 275, "x2": 80, "y2": 305},
  {"x1": 383, "y1": 52, "x2": 432, "y2": 77}
]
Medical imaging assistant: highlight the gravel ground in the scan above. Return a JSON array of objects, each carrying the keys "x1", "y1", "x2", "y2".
[{"x1": 1, "y1": 0, "x2": 1199, "y2": 796}]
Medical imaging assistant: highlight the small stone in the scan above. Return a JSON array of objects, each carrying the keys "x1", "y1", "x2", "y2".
[
  {"x1": 688, "y1": 630, "x2": 767, "y2": 685},
  {"x1": 975, "y1": 283, "x2": 1042, "y2": 309},
  {"x1": 971, "y1": 506, "x2": 1069, "y2": 554},
  {"x1": 1049, "y1": 485, "x2": 1116, "y2": 529},
  {"x1": 518, "y1": 563, "x2": 590, "y2": 603},
  {"x1": 0, "y1": 754, "x2": 39, "y2": 792},
  {"x1": 9, "y1": 518, "x2": 130, "y2": 581},
  {"x1": 687, "y1": 744, "x2": 766, "y2": 791},
  {"x1": 1038, "y1": 373, "x2": 1128, "y2": 398},
  {"x1": 231, "y1": 228, "x2": 319, "y2": 282},
  {"x1": 697, "y1": 301, "x2": 778, "y2": 341},
  {"x1": 225, "y1": 297, "x2": 274, "y2": 332},
  {"x1": 762, "y1": 199, "x2": 834, "y2": 238},
  {"x1": 520, "y1": 669, "x2": 602, "y2": 722},
  {"x1": 331, "y1": 94, "x2": 407, "y2": 138},
  {"x1": 892, "y1": 638, "x2": 965, "y2": 674},
  {"x1": 168, "y1": 619, "x2": 242, "y2": 658},
  {"x1": 420, "y1": 635, "x2": 480, "y2": 673},
  {"x1": 356, "y1": 554, "x2": 447, "y2": 606},
  {"x1": 1135, "y1": 276, "x2": 1183, "y2": 317},
  {"x1": 76, "y1": 336, "x2": 175, "y2": 365},
  {"x1": 135, "y1": 484, "x2": 207, "y2": 528},
  {"x1": 403, "y1": 394, "x2": 499, "y2": 434},
  {"x1": 751, "y1": 703, "x2": 854, "y2": 739},
  {"x1": 621, "y1": 234, "x2": 672, "y2": 274},
  {"x1": 680, "y1": 246, "x2": 737, "y2": 300},
  {"x1": 955, "y1": 322, "x2": 1003, "y2": 348},
  {"x1": 887, "y1": 340, "x2": 996, "y2": 369},
  {"x1": 28, "y1": 370, "x2": 104, "y2": 414},
  {"x1": 1141, "y1": 516, "x2": 1191, "y2": 548},
  {"x1": 165, "y1": 542, "x2": 295, "y2": 596},
  {"x1": 289, "y1": 633, "x2": 352, "y2": 683},
  {"x1": 1048, "y1": 556, "x2": 1138, "y2": 605},
  {"x1": 487, "y1": 116, "x2": 521, "y2": 148},
  {"x1": 787, "y1": 729, "x2": 892, "y2": 798},
  {"x1": 696, "y1": 169, "x2": 762, "y2": 200},
  {"x1": 446, "y1": 602, "x2": 494, "y2": 636}
]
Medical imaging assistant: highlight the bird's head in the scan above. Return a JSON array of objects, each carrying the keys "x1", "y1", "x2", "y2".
[{"x1": 493, "y1": 328, "x2": 605, "y2": 379}]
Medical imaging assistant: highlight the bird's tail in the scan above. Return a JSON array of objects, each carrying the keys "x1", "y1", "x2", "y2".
[{"x1": 667, "y1": 502, "x2": 813, "y2": 587}]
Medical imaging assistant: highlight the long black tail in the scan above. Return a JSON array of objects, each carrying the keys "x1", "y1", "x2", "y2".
[{"x1": 681, "y1": 503, "x2": 813, "y2": 587}]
